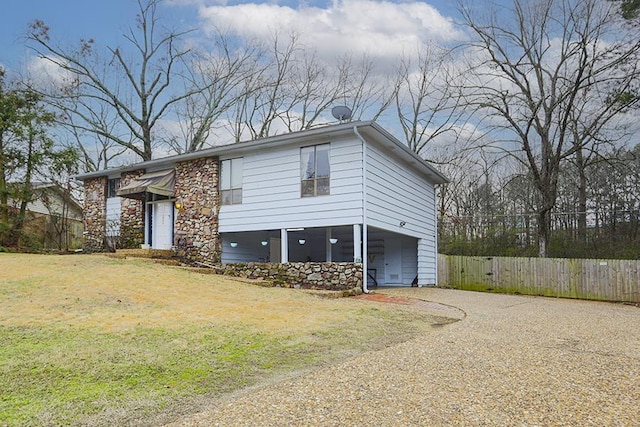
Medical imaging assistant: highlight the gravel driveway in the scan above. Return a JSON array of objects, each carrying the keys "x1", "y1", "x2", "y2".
[{"x1": 167, "y1": 288, "x2": 640, "y2": 426}]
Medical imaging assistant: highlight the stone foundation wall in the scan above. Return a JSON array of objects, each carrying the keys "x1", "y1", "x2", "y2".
[
  {"x1": 82, "y1": 177, "x2": 107, "y2": 252},
  {"x1": 210, "y1": 262, "x2": 363, "y2": 293},
  {"x1": 173, "y1": 157, "x2": 221, "y2": 264},
  {"x1": 119, "y1": 170, "x2": 145, "y2": 248}
]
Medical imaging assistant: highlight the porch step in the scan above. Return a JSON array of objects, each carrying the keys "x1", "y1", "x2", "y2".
[{"x1": 115, "y1": 248, "x2": 174, "y2": 259}]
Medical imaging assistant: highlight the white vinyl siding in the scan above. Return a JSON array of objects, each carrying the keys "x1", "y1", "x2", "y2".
[
  {"x1": 105, "y1": 196, "x2": 121, "y2": 236},
  {"x1": 366, "y1": 143, "x2": 436, "y2": 237},
  {"x1": 105, "y1": 177, "x2": 122, "y2": 237},
  {"x1": 219, "y1": 137, "x2": 363, "y2": 232},
  {"x1": 418, "y1": 238, "x2": 437, "y2": 285},
  {"x1": 402, "y1": 236, "x2": 418, "y2": 285},
  {"x1": 366, "y1": 142, "x2": 438, "y2": 284},
  {"x1": 25, "y1": 193, "x2": 82, "y2": 220}
]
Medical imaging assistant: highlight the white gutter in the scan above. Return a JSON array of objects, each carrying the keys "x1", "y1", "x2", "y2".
[{"x1": 353, "y1": 125, "x2": 370, "y2": 294}]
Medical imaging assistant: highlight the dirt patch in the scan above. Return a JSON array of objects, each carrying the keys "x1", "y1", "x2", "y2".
[{"x1": 354, "y1": 291, "x2": 467, "y2": 321}]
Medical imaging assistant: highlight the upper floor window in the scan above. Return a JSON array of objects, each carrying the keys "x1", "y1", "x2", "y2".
[
  {"x1": 107, "y1": 178, "x2": 120, "y2": 198},
  {"x1": 221, "y1": 158, "x2": 243, "y2": 205},
  {"x1": 301, "y1": 144, "x2": 330, "y2": 197}
]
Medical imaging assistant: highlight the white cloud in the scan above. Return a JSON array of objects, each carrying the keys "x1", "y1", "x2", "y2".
[
  {"x1": 26, "y1": 55, "x2": 76, "y2": 91},
  {"x1": 196, "y1": 0, "x2": 462, "y2": 63}
]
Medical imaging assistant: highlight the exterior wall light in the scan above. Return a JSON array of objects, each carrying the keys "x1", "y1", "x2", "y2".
[
  {"x1": 175, "y1": 201, "x2": 183, "y2": 210},
  {"x1": 261, "y1": 240, "x2": 268, "y2": 246},
  {"x1": 230, "y1": 242, "x2": 238, "y2": 248},
  {"x1": 298, "y1": 239, "x2": 306, "y2": 245},
  {"x1": 329, "y1": 238, "x2": 338, "y2": 244}
]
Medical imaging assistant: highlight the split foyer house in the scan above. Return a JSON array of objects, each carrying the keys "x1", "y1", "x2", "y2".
[{"x1": 76, "y1": 121, "x2": 448, "y2": 288}]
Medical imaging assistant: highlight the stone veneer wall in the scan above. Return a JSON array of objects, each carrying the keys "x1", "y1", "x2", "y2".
[
  {"x1": 83, "y1": 176, "x2": 107, "y2": 252},
  {"x1": 119, "y1": 170, "x2": 146, "y2": 248},
  {"x1": 210, "y1": 262, "x2": 363, "y2": 293},
  {"x1": 173, "y1": 157, "x2": 221, "y2": 263}
]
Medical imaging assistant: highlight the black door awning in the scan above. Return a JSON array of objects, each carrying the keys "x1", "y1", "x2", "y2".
[{"x1": 116, "y1": 169, "x2": 175, "y2": 199}]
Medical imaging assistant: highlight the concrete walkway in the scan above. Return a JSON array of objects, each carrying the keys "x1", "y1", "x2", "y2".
[{"x1": 168, "y1": 288, "x2": 640, "y2": 426}]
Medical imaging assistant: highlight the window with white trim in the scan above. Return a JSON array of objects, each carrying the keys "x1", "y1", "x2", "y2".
[
  {"x1": 301, "y1": 144, "x2": 330, "y2": 197},
  {"x1": 221, "y1": 158, "x2": 243, "y2": 205}
]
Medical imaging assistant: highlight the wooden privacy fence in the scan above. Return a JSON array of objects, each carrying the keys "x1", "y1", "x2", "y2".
[{"x1": 437, "y1": 254, "x2": 640, "y2": 303}]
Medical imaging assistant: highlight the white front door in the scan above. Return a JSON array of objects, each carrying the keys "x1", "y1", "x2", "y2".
[
  {"x1": 152, "y1": 201, "x2": 173, "y2": 249},
  {"x1": 384, "y1": 239, "x2": 403, "y2": 284}
]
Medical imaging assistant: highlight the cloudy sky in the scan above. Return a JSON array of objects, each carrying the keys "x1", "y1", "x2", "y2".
[{"x1": 0, "y1": 0, "x2": 467, "y2": 73}]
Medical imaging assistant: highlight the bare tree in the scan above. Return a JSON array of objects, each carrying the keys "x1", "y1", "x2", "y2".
[
  {"x1": 282, "y1": 52, "x2": 395, "y2": 131},
  {"x1": 282, "y1": 53, "x2": 340, "y2": 131},
  {"x1": 26, "y1": 0, "x2": 200, "y2": 163},
  {"x1": 459, "y1": 0, "x2": 640, "y2": 257},
  {"x1": 224, "y1": 32, "x2": 396, "y2": 143},
  {"x1": 394, "y1": 46, "x2": 470, "y2": 157},
  {"x1": 337, "y1": 54, "x2": 397, "y2": 123},
  {"x1": 168, "y1": 30, "x2": 259, "y2": 153},
  {"x1": 232, "y1": 33, "x2": 300, "y2": 141},
  {"x1": 62, "y1": 102, "x2": 129, "y2": 171}
]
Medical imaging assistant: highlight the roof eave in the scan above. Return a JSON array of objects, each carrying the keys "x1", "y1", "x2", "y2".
[
  {"x1": 74, "y1": 121, "x2": 371, "y2": 181},
  {"x1": 364, "y1": 122, "x2": 449, "y2": 185},
  {"x1": 74, "y1": 120, "x2": 449, "y2": 185}
]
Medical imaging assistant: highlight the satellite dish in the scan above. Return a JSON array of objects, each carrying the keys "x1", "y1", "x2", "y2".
[{"x1": 331, "y1": 106, "x2": 352, "y2": 121}]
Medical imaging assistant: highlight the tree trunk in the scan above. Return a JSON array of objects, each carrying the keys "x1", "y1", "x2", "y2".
[
  {"x1": 575, "y1": 148, "x2": 588, "y2": 245},
  {"x1": 537, "y1": 209, "x2": 551, "y2": 258},
  {"x1": 9, "y1": 130, "x2": 36, "y2": 247},
  {"x1": 0, "y1": 133, "x2": 8, "y2": 239}
]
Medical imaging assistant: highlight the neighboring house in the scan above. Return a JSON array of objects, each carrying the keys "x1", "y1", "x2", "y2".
[
  {"x1": 75, "y1": 121, "x2": 448, "y2": 287},
  {"x1": 8, "y1": 182, "x2": 84, "y2": 250}
]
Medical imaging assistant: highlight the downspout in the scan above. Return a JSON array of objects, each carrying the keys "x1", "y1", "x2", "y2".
[
  {"x1": 433, "y1": 184, "x2": 439, "y2": 287},
  {"x1": 353, "y1": 125, "x2": 370, "y2": 294}
]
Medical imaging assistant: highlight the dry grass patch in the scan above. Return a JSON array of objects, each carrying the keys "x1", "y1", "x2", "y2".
[
  {"x1": 0, "y1": 253, "x2": 444, "y2": 426},
  {"x1": 1, "y1": 254, "x2": 361, "y2": 333}
]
